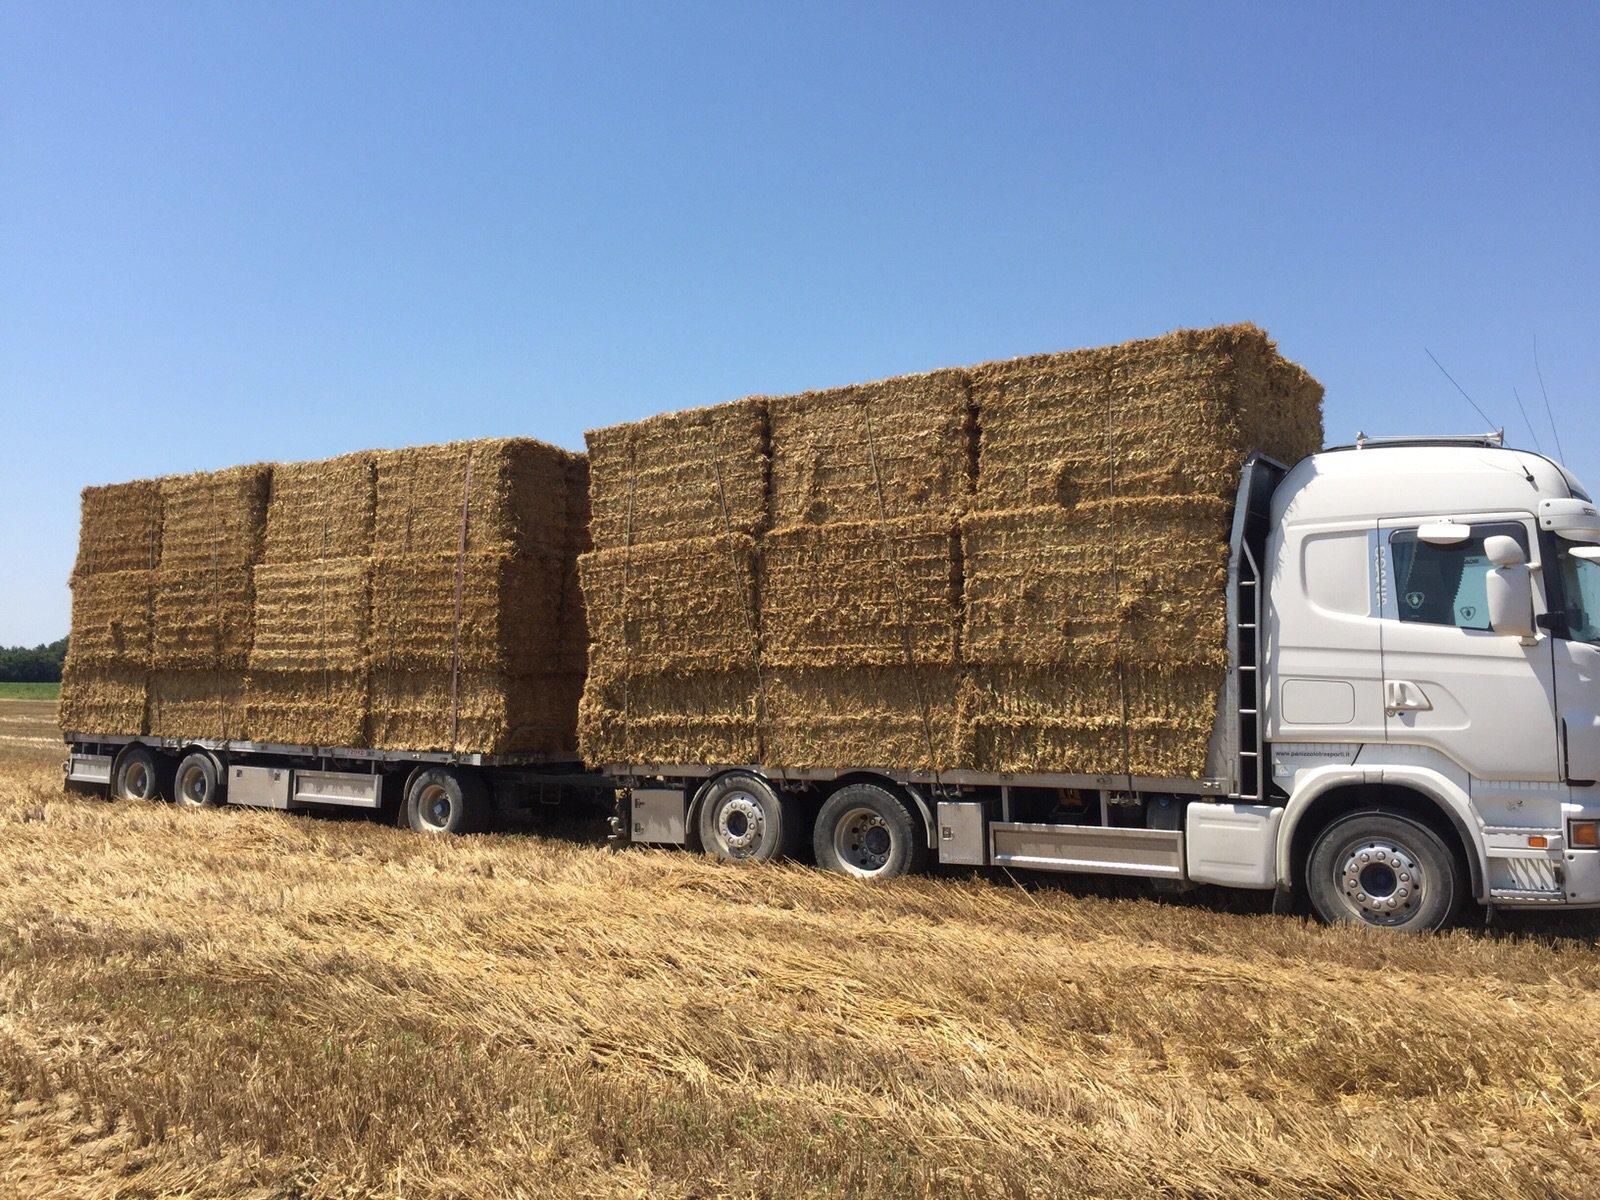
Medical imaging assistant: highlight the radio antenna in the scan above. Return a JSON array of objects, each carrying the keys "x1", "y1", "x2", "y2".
[
  {"x1": 1510, "y1": 386, "x2": 1543, "y2": 454},
  {"x1": 1533, "y1": 335, "x2": 1567, "y2": 465},
  {"x1": 1425, "y1": 347, "x2": 1499, "y2": 432}
]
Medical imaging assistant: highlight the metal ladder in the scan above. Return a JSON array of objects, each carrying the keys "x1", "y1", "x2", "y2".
[{"x1": 1235, "y1": 539, "x2": 1265, "y2": 801}]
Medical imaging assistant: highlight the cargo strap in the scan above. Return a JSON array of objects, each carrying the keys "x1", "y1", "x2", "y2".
[
  {"x1": 861, "y1": 404, "x2": 944, "y2": 785},
  {"x1": 711, "y1": 452, "x2": 765, "y2": 762},
  {"x1": 1103, "y1": 370, "x2": 1133, "y2": 786},
  {"x1": 449, "y1": 448, "x2": 475, "y2": 751},
  {"x1": 617, "y1": 445, "x2": 639, "y2": 761}
]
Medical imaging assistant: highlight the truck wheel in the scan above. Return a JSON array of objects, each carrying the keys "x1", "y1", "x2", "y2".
[
  {"x1": 813, "y1": 782, "x2": 927, "y2": 880},
  {"x1": 695, "y1": 772, "x2": 800, "y2": 864},
  {"x1": 404, "y1": 767, "x2": 487, "y2": 835},
  {"x1": 113, "y1": 747, "x2": 163, "y2": 803},
  {"x1": 173, "y1": 752, "x2": 222, "y2": 809},
  {"x1": 1306, "y1": 811, "x2": 1462, "y2": 933}
]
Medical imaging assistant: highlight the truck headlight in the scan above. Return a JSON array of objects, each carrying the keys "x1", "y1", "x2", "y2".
[{"x1": 1571, "y1": 820, "x2": 1600, "y2": 849}]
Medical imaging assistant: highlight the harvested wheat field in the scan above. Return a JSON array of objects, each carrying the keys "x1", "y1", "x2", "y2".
[{"x1": 1, "y1": 714, "x2": 1598, "y2": 1197}]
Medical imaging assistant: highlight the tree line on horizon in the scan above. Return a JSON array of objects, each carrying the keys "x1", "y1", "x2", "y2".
[{"x1": 0, "y1": 637, "x2": 68, "y2": 682}]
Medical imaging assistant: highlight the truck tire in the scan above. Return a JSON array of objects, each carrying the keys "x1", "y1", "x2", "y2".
[
  {"x1": 1306, "y1": 810, "x2": 1462, "y2": 932},
  {"x1": 113, "y1": 746, "x2": 164, "y2": 803},
  {"x1": 173, "y1": 751, "x2": 222, "y2": 809},
  {"x1": 404, "y1": 767, "x2": 488, "y2": 835},
  {"x1": 695, "y1": 772, "x2": 801, "y2": 864},
  {"x1": 813, "y1": 782, "x2": 927, "y2": 881}
]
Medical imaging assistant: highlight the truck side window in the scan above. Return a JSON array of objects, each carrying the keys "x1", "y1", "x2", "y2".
[
  {"x1": 1558, "y1": 548, "x2": 1600, "y2": 646},
  {"x1": 1390, "y1": 523, "x2": 1530, "y2": 632}
]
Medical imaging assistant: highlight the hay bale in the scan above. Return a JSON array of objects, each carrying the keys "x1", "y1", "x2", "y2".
[
  {"x1": 72, "y1": 480, "x2": 161, "y2": 577},
  {"x1": 966, "y1": 665, "x2": 1222, "y2": 779},
  {"x1": 579, "y1": 535, "x2": 759, "y2": 677},
  {"x1": 245, "y1": 669, "x2": 368, "y2": 747},
  {"x1": 369, "y1": 551, "x2": 569, "y2": 673},
  {"x1": 767, "y1": 370, "x2": 970, "y2": 525},
  {"x1": 58, "y1": 664, "x2": 146, "y2": 736},
  {"x1": 249, "y1": 559, "x2": 371, "y2": 672},
  {"x1": 760, "y1": 518, "x2": 959, "y2": 670},
  {"x1": 961, "y1": 497, "x2": 1233, "y2": 669},
  {"x1": 65, "y1": 570, "x2": 154, "y2": 669},
  {"x1": 579, "y1": 666, "x2": 759, "y2": 766},
  {"x1": 369, "y1": 669, "x2": 583, "y2": 755},
  {"x1": 970, "y1": 325, "x2": 1323, "y2": 511},
  {"x1": 372, "y1": 438, "x2": 580, "y2": 558},
  {"x1": 158, "y1": 464, "x2": 271, "y2": 571},
  {"x1": 585, "y1": 398, "x2": 767, "y2": 549},
  {"x1": 151, "y1": 566, "x2": 255, "y2": 670},
  {"x1": 763, "y1": 666, "x2": 965, "y2": 772},
  {"x1": 261, "y1": 452, "x2": 375, "y2": 563},
  {"x1": 146, "y1": 670, "x2": 248, "y2": 741}
]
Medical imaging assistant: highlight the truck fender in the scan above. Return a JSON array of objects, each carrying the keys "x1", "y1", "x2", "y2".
[
  {"x1": 1276, "y1": 765, "x2": 1488, "y2": 900},
  {"x1": 899, "y1": 783, "x2": 938, "y2": 850}
]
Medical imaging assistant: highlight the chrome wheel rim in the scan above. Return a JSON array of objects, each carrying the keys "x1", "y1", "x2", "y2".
[
  {"x1": 123, "y1": 760, "x2": 151, "y2": 800},
  {"x1": 1338, "y1": 838, "x2": 1423, "y2": 925},
  {"x1": 832, "y1": 805, "x2": 893, "y2": 877},
  {"x1": 714, "y1": 793, "x2": 765, "y2": 858},
  {"x1": 177, "y1": 763, "x2": 208, "y2": 807},
  {"x1": 417, "y1": 783, "x2": 454, "y2": 831}
]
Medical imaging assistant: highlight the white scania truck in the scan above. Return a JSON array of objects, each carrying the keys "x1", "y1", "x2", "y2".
[{"x1": 66, "y1": 432, "x2": 1600, "y2": 933}]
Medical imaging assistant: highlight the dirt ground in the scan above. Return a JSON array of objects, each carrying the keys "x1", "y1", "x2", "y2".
[{"x1": 1, "y1": 697, "x2": 1597, "y2": 1199}]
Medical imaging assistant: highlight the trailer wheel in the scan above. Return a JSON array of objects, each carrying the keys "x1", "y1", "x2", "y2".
[
  {"x1": 695, "y1": 772, "x2": 801, "y2": 864},
  {"x1": 813, "y1": 782, "x2": 926, "y2": 881},
  {"x1": 113, "y1": 746, "x2": 164, "y2": 803},
  {"x1": 1306, "y1": 810, "x2": 1462, "y2": 933},
  {"x1": 404, "y1": 767, "x2": 487, "y2": 835},
  {"x1": 173, "y1": 752, "x2": 222, "y2": 809}
]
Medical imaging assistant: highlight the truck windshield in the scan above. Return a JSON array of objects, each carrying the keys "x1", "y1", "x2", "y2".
[{"x1": 1559, "y1": 547, "x2": 1600, "y2": 645}]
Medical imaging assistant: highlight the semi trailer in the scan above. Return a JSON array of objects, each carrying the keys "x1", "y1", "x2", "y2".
[{"x1": 63, "y1": 432, "x2": 1600, "y2": 932}]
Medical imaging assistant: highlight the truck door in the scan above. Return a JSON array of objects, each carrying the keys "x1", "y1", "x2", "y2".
[
  {"x1": 1548, "y1": 540, "x2": 1600, "y2": 783},
  {"x1": 1378, "y1": 517, "x2": 1560, "y2": 781}
]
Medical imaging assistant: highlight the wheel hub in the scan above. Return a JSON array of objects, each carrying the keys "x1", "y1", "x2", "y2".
[
  {"x1": 834, "y1": 806, "x2": 892, "y2": 875},
  {"x1": 125, "y1": 762, "x2": 150, "y2": 800},
  {"x1": 1339, "y1": 839, "x2": 1422, "y2": 923},
  {"x1": 716, "y1": 794, "x2": 764, "y2": 855},
  {"x1": 419, "y1": 784, "x2": 454, "y2": 830}
]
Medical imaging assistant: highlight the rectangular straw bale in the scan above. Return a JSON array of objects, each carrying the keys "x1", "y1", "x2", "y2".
[
  {"x1": 249, "y1": 559, "x2": 370, "y2": 672},
  {"x1": 763, "y1": 666, "x2": 967, "y2": 772},
  {"x1": 261, "y1": 452, "x2": 375, "y2": 563},
  {"x1": 579, "y1": 535, "x2": 759, "y2": 677},
  {"x1": 66, "y1": 570, "x2": 154, "y2": 669},
  {"x1": 151, "y1": 566, "x2": 255, "y2": 670},
  {"x1": 579, "y1": 666, "x2": 759, "y2": 766},
  {"x1": 965, "y1": 664, "x2": 1223, "y2": 779},
  {"x1": 158, "y1": 464, "x2": 271, "y2": 570},
  {"x1": 369, "y1": 551, "x2": 567, "y2": 673},
  {"x1": 372, "y1": 438, "x2": 579, "y2": 558},
  {"x1": 585, "y1": 398, "x2": 767, "y2": 549},
  {"x1": 147, "y1": 670, "x2": 248, "y2": 741},
  {"x1": 971, "y1": 325, "x2": 1323, "y2": 511},
  {"x1": 767, "y1": 369, "x2": 970, "y2": 525},
  {"x1": 961, "y1": 496, "x2": 1233, "y2": 669},
  {"x1": 73, "y1": 480, "x2": 162, "y2": 577},
  {"x1": 369, "y1": 669, "x2": 583, "y2": 756},
  {"x1": 245, "y1": 669, "x2": 368, "y2": 747},
  {"x1": 58, "y1": 665, "x2": 146, "y2": 736},
  {"x1": 760, "y1": 517, "x2": 959, "y2": 669}
]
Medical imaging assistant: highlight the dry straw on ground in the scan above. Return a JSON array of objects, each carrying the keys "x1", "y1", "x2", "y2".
[
  {"x1": 0, "y1": 744, "x2": 1595, "y2": 1200},
  {"x1": 581, "y1": 323, "x2": 1324, "y2": 777}
]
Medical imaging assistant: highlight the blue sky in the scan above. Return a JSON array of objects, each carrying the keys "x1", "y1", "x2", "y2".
[{"x1": 2, "y1": 3, "x2": 1596, "y2": 645}]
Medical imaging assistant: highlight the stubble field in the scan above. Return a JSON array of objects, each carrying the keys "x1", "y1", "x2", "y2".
[{"x1": 0, "y1": 697, "x2": 1597, "y2": 1199}]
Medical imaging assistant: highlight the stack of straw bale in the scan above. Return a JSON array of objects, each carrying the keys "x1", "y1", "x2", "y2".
[
  {"x1": 580, "y1": 324, "x2": 1323, "y2": 780},
  {"x1": 367, "y1": 439, "x2": 588, "y2": 755},
  {"x1": 58, "y1": 481, "x2": 163, "y2": 735},
  {"x1": 63, "y1": 439, "x2": 589, "y2": 757}
]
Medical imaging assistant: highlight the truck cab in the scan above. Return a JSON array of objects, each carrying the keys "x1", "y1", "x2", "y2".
[{"x1": 1263, "y1": 434, "x2": 1600, "y2": 925}]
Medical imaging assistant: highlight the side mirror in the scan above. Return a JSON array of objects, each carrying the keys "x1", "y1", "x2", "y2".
[{"x1": 1485, "y1": 546, "x2": 1535, "y2": 639}]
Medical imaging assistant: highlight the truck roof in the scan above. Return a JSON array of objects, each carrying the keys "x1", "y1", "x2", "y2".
[{"x1": 1272, "y1": 442, "x2": 1590, "y2": 528}]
